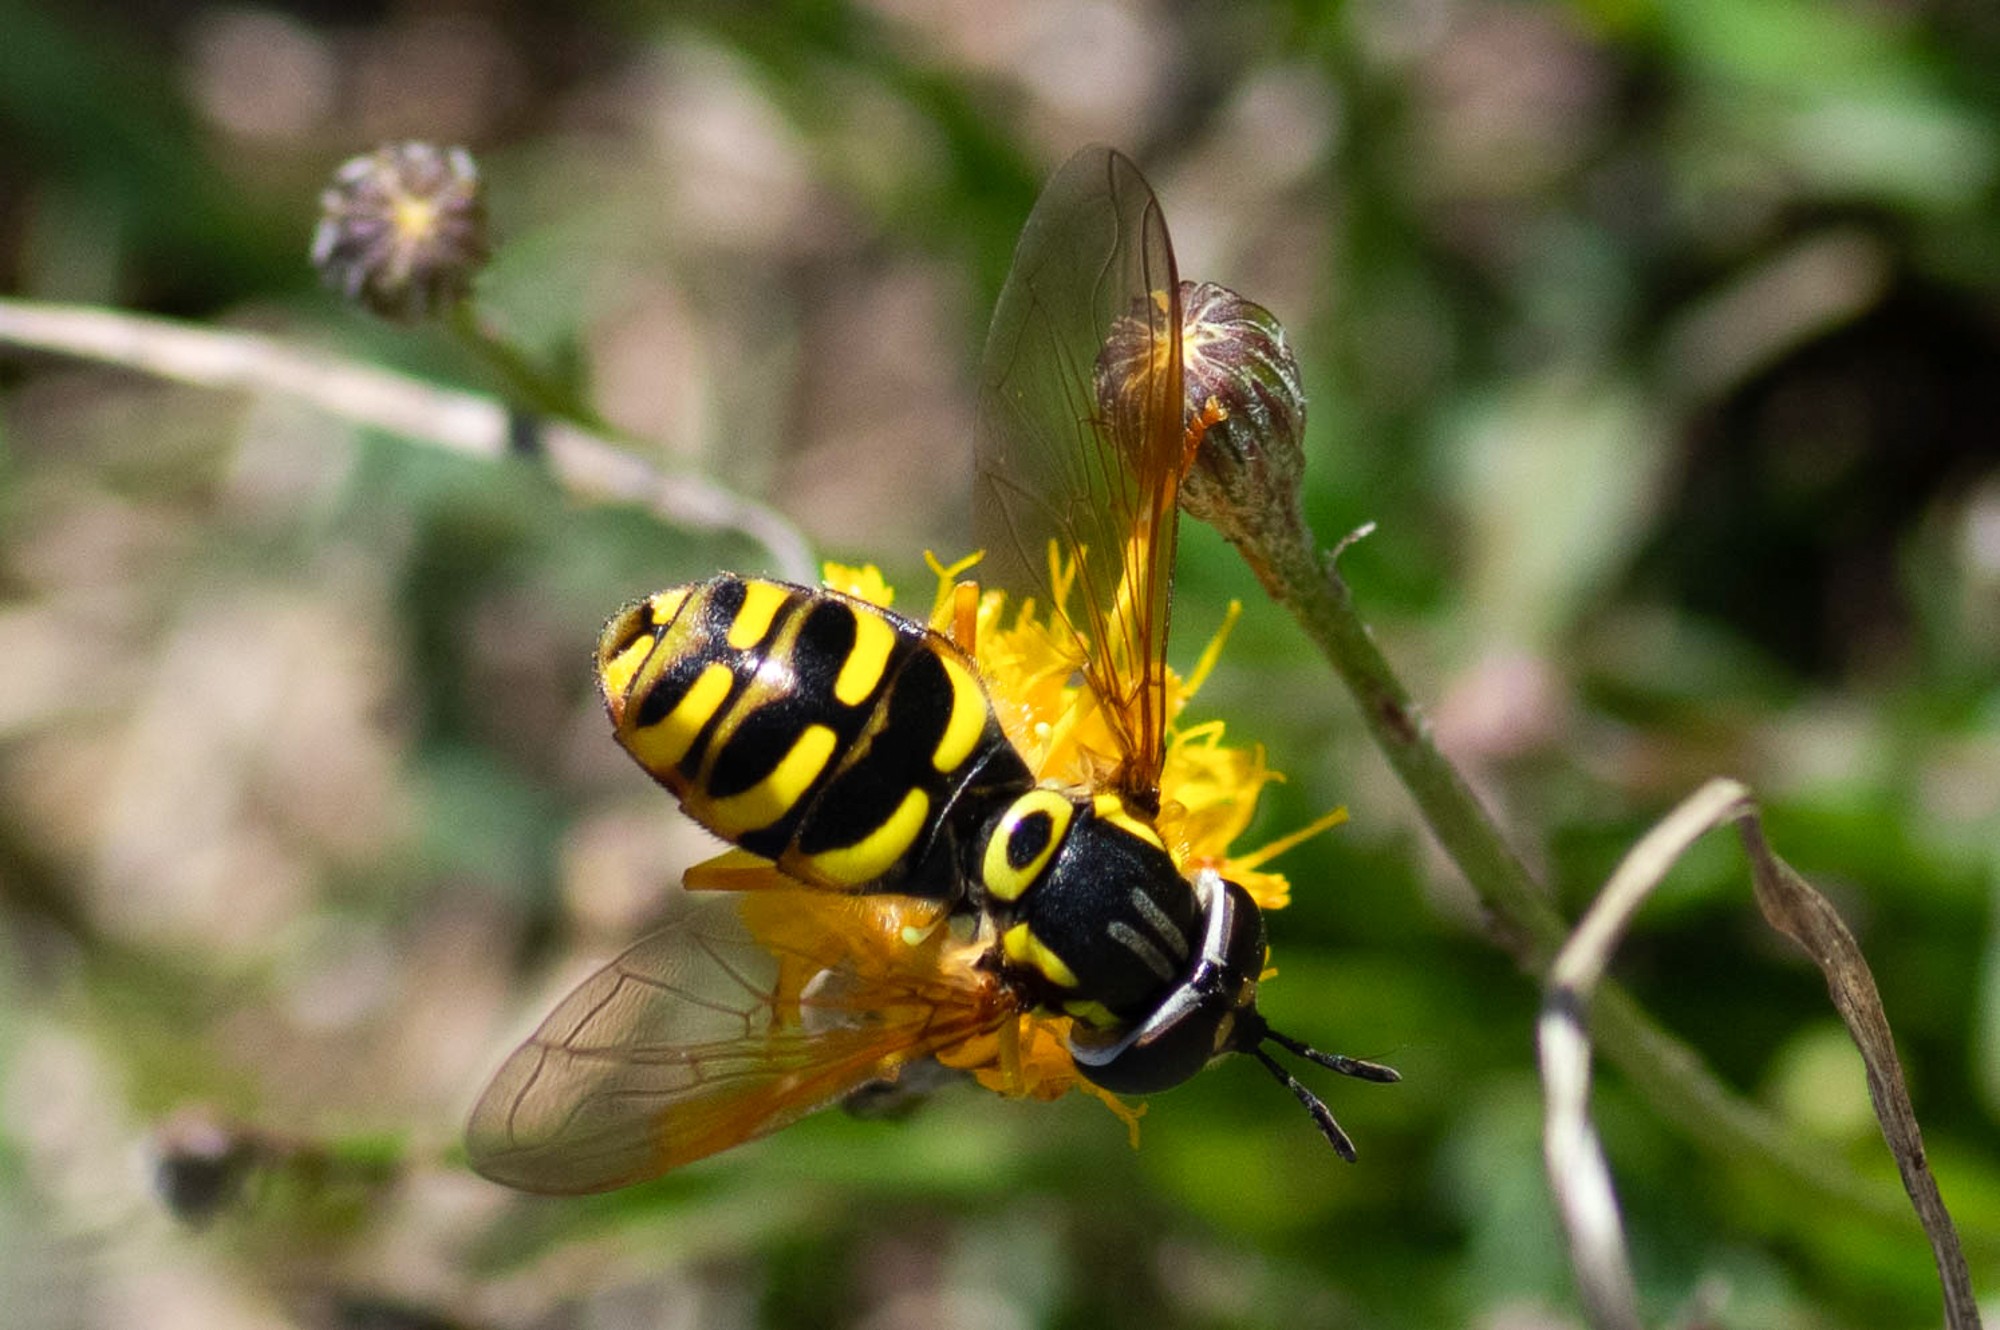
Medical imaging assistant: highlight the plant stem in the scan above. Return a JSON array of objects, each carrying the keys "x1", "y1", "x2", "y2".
[
  {"x1": 1269, "y1": 535, "x2": 1569, "y2": 966},
  {"x1": 445, "y1": 302, "x2": 610, "y2": 433},
  {"x1": 0, "y1": 298, "x2": 816, "y2": 582},
  {"x1": 1246, "y1": 510, "x2": 1938, "y2": 1237}
]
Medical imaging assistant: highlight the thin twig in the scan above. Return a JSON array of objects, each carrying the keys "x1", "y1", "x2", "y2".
[
  {"x1": 1736, "y1": 812, "x2": 1980, "y2": 1327},
  {"x1": 1538, "y1": 778, "x2": 1980, "y2": 1330},
  {"x1": 1539, "y1": 779, "x2": 1751, "y2": 1330},
  {"x1": 0, "y1": 298, "x2": 815, "y2": 583},
  {"x1": 443, "y1": 302, "x2": 614, "y2": 433}
]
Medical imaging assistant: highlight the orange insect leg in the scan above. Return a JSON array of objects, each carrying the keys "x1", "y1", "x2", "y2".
[{"x1": 1182, "y1": 393, "x2": 1228, "y2": 472}]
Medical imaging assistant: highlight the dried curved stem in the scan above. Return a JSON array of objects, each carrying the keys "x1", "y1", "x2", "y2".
[
  {"x1": 1538, "y1": 778, "x2": 1977, "y2": 1329},
  {"x1": 0, "y1": 297, "x2": 815, "y2": 582},
  {"x1": 1537, "y1": 781, "x2": 1749, "y2": 1330},
  {"x1": 1227, "y1": 495, "x2": 1967, "y2": 1261}
]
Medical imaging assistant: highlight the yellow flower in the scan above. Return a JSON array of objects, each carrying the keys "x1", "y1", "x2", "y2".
[
  {"x1": 819, "y1": 561, "x2": 896, "y2": 611},
  {"x1": 857, "y1": 557, "x2": 1340, "y2": 1109}
]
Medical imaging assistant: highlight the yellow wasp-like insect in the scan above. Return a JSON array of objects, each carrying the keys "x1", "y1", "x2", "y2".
[{"x1": 467, "y1": 148, "x2": 1395, "y2": 1194}]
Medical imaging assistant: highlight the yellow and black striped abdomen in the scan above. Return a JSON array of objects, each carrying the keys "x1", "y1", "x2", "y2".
[{"x1": 597, "y1": 575, "x2": 1029, "y2": 895}]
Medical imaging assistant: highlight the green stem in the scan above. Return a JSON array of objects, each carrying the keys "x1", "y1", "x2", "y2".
[
  {"x1": 446, "y1": 302, "x2": 611, "y2": 433},
  {"x1": 1250, "y1": 515, "x2": 1934, "y2": 1237},
  {"x1": 1269, "y1": 536, "x2": 1569, "y2": 966}
]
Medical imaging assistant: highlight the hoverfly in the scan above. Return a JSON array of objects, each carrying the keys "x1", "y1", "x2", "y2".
[{"x1": 466, "y1": 147, "x2": 1396, "y2": 1194}]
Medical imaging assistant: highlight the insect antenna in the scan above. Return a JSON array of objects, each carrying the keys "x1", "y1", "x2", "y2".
[
  {"x1": 1262, "y1": 1026, "x2": 1401, "y2": 1085},
  {"x1": 1249, "y1": 1044, "x2": 1358, "y2": 1162},
  {"x1": 1247, "y1": 1022, "x2": 1402, "y2": 1163}
]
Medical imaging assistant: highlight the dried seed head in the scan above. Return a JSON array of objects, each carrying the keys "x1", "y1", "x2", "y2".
[
  {"x1": 1176, "y1": 281, "x2": 1308, "y2": 537},
  {"x1": 311, "y1": 142, "x2": 488, "y2": 322},
  {"x1": 149, "y1": 1106, "x2": 263, "y2": 1224}
]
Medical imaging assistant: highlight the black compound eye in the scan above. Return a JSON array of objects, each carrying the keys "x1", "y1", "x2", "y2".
[
  {"x1": 1072, "y1": 992, "x2": 1231, "y2": 1095},
  {"x1": 1068, "y1": 875, "x2": 1270, "y2": 1096},
  {"x1": 1219, "y1": 880, "x2": 1268, "y2": 981}
]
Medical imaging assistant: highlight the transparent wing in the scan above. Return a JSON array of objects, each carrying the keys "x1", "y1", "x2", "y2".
[
  {"x1": 467, "y1": 891, "x2": 1014, "y2": 1194},
  {"x1": 975, "y1": 146, "x2": 1187, "y2": 803}
]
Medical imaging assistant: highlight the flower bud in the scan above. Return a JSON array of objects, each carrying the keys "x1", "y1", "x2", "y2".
[
  {"x1": 311, "y1": 143, "x2": 488, "y2": 322},
  {"x1": 149, "y1": 1106, "x2": 263, "y2": 1224},
  {"x1": 1175, "y1": 281, "x2": 1308, "y2": 536},
  {"x1": 1092, "y1": 288, "x2": 1178, "y2": 450}
]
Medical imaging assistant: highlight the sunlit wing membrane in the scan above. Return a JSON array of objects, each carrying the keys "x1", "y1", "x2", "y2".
[
  {"x1": 466, "y1": 891, "x2": 1016, "y2": 1194},
  {"x1": 975, "y1": 146, "x2": 1186, "y2": 802}
]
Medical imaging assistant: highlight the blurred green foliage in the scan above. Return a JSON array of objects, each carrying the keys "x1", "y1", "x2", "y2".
[{"x1": 2, "y1": 0, "x2": 1998, "y2": 1327}]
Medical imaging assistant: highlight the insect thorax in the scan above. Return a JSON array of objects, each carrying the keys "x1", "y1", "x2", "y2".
[{"x1": 974, "y1": 791, "x2": 1201, "y2": 1029}]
